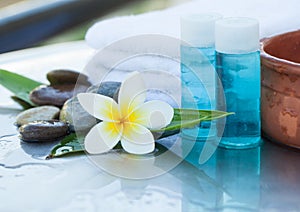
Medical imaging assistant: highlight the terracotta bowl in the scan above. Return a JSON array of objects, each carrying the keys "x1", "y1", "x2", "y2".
[{"x1": 261, "y1": 30, "x2": 300, "y2": 148}]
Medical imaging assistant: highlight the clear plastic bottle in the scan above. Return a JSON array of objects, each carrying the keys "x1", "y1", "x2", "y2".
[
  {"x1": 215, "y1": 17, "x2": 261, "y2": 148},
  {"x1": 180, "y1": 13, "x2": 222, "y2": 141}
]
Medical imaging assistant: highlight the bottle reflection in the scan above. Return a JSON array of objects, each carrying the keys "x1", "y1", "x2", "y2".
[
  {"x1": 215, "y1": 146, "x2": 261, "y2": 210},
  {"x1": 181, "y1": 137, "x2": 261, "y2": 210},
  {"x1": 180, "y1": 136, "x2": 220, "y2": 210},
  {"x1": 181, "y1": 137, "x2": 216, "y2": 173}
]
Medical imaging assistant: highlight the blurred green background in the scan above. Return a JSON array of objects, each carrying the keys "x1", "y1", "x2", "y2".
[
  {"x1": 44, "y1": 0, "x2": 189, "y2": 45},
  {"x1": 1, "y1": 0, "x2": 190, "y2": 46}
]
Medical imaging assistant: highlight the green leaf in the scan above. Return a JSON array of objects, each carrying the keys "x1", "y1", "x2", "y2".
[
  {"x1": 154, "y1": 108, "x2": 234, "y2": 132},
  {"x1": 46, "y1": 133, "x2": 123, "y2": 159},
  {"x1": 11, "y1": 96, "x2": 33, "y2": 109},
  {"x1": 46, "y1": 133, "x2": 84, "y2": 159},
  {"x1": 47, "y1": 133, "x2": 167, "y2": 159},
  {"x1": 46, "y1": 133, "x2": 85, "y2": 159},
  {"x1": 0, "y1": 69, "x2": 44, "y2": 106},
  {"x1": 47, "y1": 109, "x2": 233, "y2": 159}
]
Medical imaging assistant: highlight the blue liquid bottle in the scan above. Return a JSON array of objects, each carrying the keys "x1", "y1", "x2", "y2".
[
  {"x1": 180, "y1": 13, "x2": 222, "y2": 142},
  {"x1": 215, "y1": 17, "x2": 261, "y2": 148}
]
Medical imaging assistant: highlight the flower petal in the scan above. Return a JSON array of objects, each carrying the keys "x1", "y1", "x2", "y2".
[
  {"x1": 77, "y1": 93, "x2": 120, "y2": 122},
  {"x1": 118, "y1": 71, "x2": 146, "y2": 116},
  {"x1": 122, "y1": 122, "x2": 154, "y2": 145},
  {"x1": 129, "y1": 100, "x2": 174, "y2": 130},
  {"x1": 85, "y1": 122, "x2": 122, "y2": 154},
  {"x1": 121, "y1": 139, "x2": 155, "y2": 155}
]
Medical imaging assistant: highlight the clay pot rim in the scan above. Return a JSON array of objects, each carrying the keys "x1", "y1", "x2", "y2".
[{"x1": 260, "y1": 30, "x2": 300, "y2": 77}]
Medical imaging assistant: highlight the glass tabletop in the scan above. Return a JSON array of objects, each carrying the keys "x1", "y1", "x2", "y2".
[{"x1": 0, "y1": 41, "x2": 299, "y2": 211}]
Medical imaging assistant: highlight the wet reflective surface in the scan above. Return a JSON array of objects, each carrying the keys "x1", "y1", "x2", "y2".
[{"x1": 1, "y1": 42, "x2": 300, "y2": 211}]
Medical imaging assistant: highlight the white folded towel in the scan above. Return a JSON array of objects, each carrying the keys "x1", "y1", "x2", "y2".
[{"x1": 86, "y1": 0, "x2": 300, "y2": 49}]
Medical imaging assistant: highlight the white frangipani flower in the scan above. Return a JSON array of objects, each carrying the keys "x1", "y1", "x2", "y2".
[{"x1": 77, "y1": 72, "x2": 174, "y2": 155}]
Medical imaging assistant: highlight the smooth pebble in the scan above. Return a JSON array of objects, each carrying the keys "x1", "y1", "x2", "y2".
[
  {"x1": 47, "y1": 69, "x2": 91, "y2": 86},
  {"x1": 60, "y1": 97, "x2": 97, "y2": 132},
  {"x1": 16, "y1": 106, "x2": 60, "y2": 126},
  {"x1": 60, "y1": 81, "x2": 121, "y2": 132},
  {"x1": 30, "y1": 84, "x2": 89, "y2": 107},
  {"x1": 87, "y1": 81, "x2": 121, "y2": 100},
  {"x1": 19, "y1": 120, "x2": 69, "y2": 142}
]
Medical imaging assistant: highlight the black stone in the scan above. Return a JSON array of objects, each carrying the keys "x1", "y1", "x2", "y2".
[
  {"x1": 19, "y1": 120, "x2": 69, "y2": 142},
  {"x1": 87, "y1": 81, "x2": 121, "y2": 100},
  {"x1": 30, "y1": 84, "x2": 89, "y2": 107},
  {"x1": 47, "y1": 69, "x2": 91, "y2": 86}
]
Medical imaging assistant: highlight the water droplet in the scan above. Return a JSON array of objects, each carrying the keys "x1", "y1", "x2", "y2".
[{"x1": 56, "y1": 146, "x2": 73, "y2": 154}]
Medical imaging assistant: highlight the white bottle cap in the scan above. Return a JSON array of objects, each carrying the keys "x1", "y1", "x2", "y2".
[
  {"x1": 215, "y1": 17, "x2": 260, "y2": 54},
  {"x1": 181, "y1": 13, "x2": 223, "y2": 47}
]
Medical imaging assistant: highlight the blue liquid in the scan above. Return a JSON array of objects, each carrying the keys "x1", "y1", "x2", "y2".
[
  {"x1": 216, "y1": 147, "x2": 261, "y2": 208},
  {"x1": 181, "y1": 45, "x2": 216, "y2": 141},
  {"x1": 216, "y1": 51, "x2": 261, "y2": 148}
]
